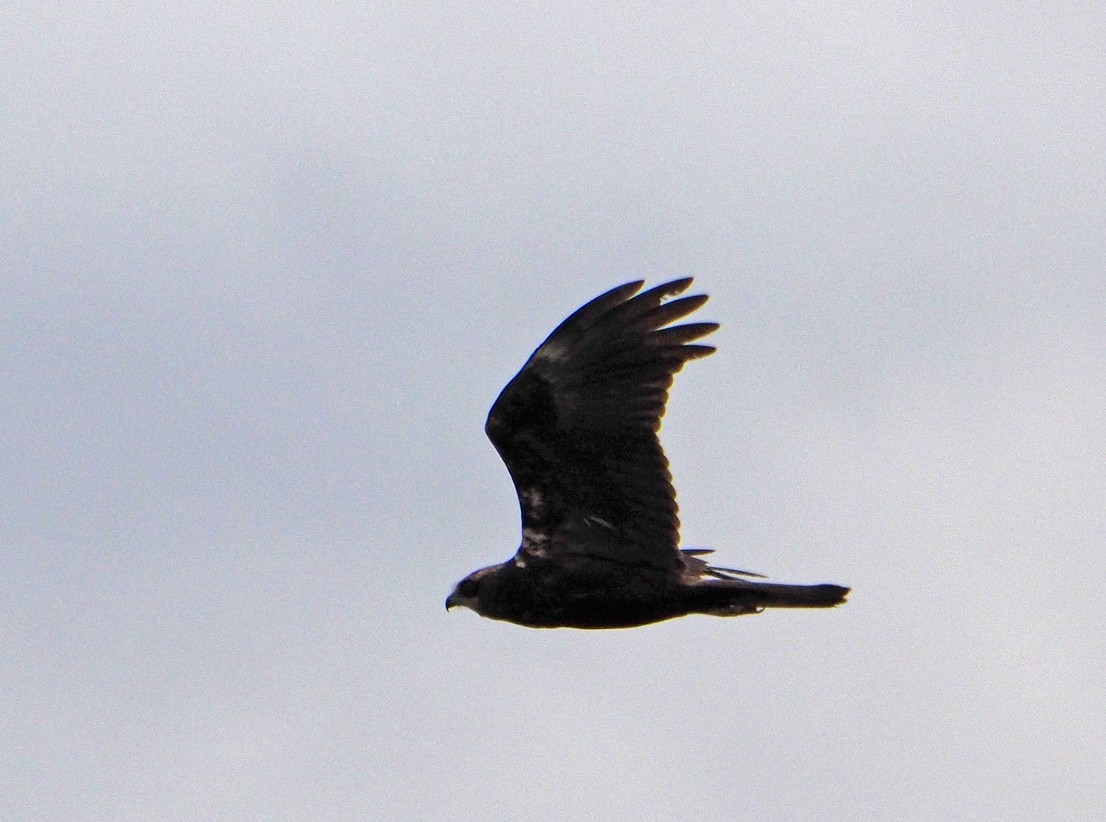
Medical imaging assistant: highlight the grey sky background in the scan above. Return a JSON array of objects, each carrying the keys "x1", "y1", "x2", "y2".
[{"x1": 3, "y1": 4, "x2": 1104, "y2": 820}]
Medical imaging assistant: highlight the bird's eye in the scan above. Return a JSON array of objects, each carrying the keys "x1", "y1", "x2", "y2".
[{"x1": 458, "y1": 578, "x2": 479, "y2": 597}]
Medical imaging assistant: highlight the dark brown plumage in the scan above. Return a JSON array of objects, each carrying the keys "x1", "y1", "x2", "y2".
[{"x1": 446, "y1": 278, "x2": 849, "y2": 628}]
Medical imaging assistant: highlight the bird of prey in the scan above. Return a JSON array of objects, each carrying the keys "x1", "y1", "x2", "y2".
[{"x1": 446, "y1": 278, "x2": 849, "y2": 629}]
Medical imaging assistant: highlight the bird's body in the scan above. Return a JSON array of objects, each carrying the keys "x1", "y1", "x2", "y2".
[
  {"x1": 450, "y1": 549, "x2": 847, "y2": 629},
  {"x1": 447, "y1": 278, "x2": 848, "y2": 629}
]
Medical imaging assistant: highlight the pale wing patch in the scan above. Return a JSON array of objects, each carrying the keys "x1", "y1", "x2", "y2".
[
  {"x1": 533, "y1": 341, "x2": 568, "y2": 363},
  {"x1": 522, "y1": 527, "x2": 550, "y2": 557},
  {"x1": 521, "y1": 487, "x2": 544, "y2": 511},
  {"x1": 584, "y1": 514, "x2": 615, "y2": 531}
]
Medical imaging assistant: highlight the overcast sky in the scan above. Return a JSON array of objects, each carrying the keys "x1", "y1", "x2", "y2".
[{"x1": 3, "y1": 4, "x2": 1104, "y2": 820}]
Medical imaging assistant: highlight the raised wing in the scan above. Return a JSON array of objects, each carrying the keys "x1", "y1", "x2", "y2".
[{"x1": 485, "y1": 278, "x2": 717, "y2": 569}]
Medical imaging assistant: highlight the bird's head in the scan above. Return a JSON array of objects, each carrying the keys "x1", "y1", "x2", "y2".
[{"x1": 445, "y1": 565, "x2": 500, "y2": 614}]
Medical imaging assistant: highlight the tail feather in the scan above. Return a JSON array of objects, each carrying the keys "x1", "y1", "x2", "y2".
[
  {"x1": 750, "y1": 581, "x2": 850, "y2": 608},
  {"x1": 694, "y1": 579, "x2": 849, "y2": 616}
]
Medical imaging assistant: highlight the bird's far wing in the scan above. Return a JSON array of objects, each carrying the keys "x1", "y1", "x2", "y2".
[{"x1": 485, "y1": 278, "x2": 717, "y2": 570}]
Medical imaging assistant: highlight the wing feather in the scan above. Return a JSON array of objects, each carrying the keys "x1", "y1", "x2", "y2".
[{"x1": 485, "y1": 278, "x2": 717, "y2": 569}]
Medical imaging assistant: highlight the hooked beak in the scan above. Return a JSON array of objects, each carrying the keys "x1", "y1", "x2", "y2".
[{"x1": 445, "y1": 594, "x2": 456, "y2": 611}]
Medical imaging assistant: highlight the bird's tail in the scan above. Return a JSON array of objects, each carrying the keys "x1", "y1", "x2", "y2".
[{"x1": 694, "y1": 579, "x2": 849, "y2": 616}]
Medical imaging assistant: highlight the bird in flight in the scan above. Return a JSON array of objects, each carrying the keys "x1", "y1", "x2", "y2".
[{"x1": 447, "y1": 279, "x2": 848, "y2": 629}]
